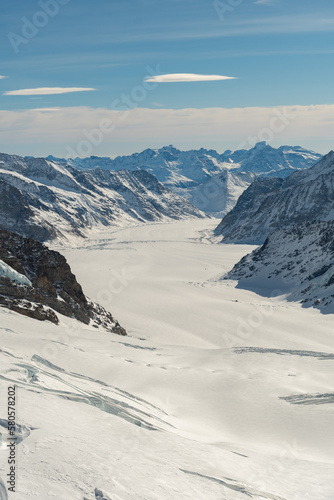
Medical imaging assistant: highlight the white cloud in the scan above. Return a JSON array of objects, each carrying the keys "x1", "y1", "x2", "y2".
[
  {"x1": 145, "y1": 73, "x2": 236, "y2": 83},
  {"x1": 0, "y1": 76, "x2": 7, "y2": 79},
  {"x1": 3, "y1": 87, "x2": 96, "y2": 96},
  {"x1": 0, "y1": 104, "x2": 333, "y2": 156}
]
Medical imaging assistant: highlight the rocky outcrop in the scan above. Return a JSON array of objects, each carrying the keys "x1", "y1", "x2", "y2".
[
  {"x1": 0, "y1": 229, "x2": 126, "y2": 334},
  {"x1": 224, "y1": 220, "x2": 334, "y2": 313},
  {"x1": 0, "y1": 180, "x2": 60, "y2": 241}
]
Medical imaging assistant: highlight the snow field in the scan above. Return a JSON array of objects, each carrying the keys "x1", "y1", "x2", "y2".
[{"x1": 0, "y1": 219, "x2": 333, "y2": 499}]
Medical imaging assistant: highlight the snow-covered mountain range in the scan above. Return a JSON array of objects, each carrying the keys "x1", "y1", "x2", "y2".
[
  {"x1": 49, "y1": 142, "x2": 321, "y2": 217},
  {"x1": 49, "y1": 142, "x2": 321, "y2": 183},
  {"x1": 216, "y1": 151, "x2": 334, "y2": 244},
  {"x1": 222, "y1": 142, "x2": 321, "y2": 177},
  {"x1": 224, "y1": 220, "x2": 334, "y2": 313},
  {"x1": 0, "y1": 152, "x2": 205, "y2": 242}
]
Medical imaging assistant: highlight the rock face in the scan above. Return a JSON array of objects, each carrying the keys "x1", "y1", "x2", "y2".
[
  {"x1": 48, "y1": 142, "x2": 321, "y2": 217},
  {"x1": 0, "y1": 229, "x2": 126, "y2": 334},
  {"x1": 216, "y1": 151, "x2": 334, "y2": 244},
  {"x1": 0, "y1": 179, "x2": 60, "y2": 241},
  {"x1": 0, "y1": 152, "x2": 205, "y2": 242},
  {"x1": 224, "y1": 221, "x2": 334, "y2": 313}
]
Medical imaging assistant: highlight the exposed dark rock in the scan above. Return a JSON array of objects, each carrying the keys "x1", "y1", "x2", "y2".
[
  {"x1": 0, "y1": 292, "x2": 59, "y2": 324},
  {"x1": 0, "y1": 179, "x2": 59, "y2": 241},
  {"x1": 0, "y1": 229, "x2": 126, "y2": 334}
]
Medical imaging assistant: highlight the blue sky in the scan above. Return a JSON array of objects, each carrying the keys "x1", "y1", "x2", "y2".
[{"x1": 0, "y1": 0, "x2": 333, "y2": 157}]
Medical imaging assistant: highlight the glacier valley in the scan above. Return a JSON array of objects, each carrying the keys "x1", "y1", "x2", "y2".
[{"x1": 0, "y1": 219, "x2": 333, "y2": 499}]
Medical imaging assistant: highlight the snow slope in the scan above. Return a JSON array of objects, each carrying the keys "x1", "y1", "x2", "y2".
[
  {"x1": 224, "y1": 220, "x2": 334, "y2": 313},
  {"x1": 49, "y1": 142, "x2": 321, "y2": 217},
  {"x1": 0, "y1": 219, "x2": 333, "y2": 499},
  {"x1": 216, "y1": 151, "x2": 334, "y2": 244},
  {"x1": 179, "y1": 170, "x2": 256, "y2": 218},
  {"x1": 0, "y1": 152, "x2": 205, "y2": 242}
]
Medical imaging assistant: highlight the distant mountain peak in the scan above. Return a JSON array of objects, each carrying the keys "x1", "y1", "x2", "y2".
[
  {"x1": 253, "y1": 141, "x2": 268, "y2": 149},
  {"x1": 161, "y1": 144, "x2": 178, "y2": 152}
]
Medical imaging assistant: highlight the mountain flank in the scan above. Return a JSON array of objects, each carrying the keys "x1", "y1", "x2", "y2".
[{"x1": 0, "y1": 229, "x2": 126, "y2": 334}]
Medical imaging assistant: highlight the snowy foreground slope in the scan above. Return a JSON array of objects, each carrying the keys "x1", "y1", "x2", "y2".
[
  {"x1": 216, "y1": 151, "x2": 334, "y2": 244},
  {"x1": 49, "y1": 142, "x2": 321, "y2": 217},
  {"x1": 0, "y1": 152, "x2": 205, "y2": 242},
  {"x1": 1, "y1": 220, "x2": 334, "y2": 499},
  {"x1": 224, "y1": 220, "x2": 334, "y2": 313}
]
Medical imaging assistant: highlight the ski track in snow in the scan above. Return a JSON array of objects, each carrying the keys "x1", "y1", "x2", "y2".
[{"x1": 0, "y1": 219, "x2": 333, "y2": 499}]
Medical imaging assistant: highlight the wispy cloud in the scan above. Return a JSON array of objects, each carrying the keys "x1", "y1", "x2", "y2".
[
  {"x1": 64, "y1": 13, "x2": 334, "y2": 44},
  {"x1": 145, "y1": 73, "x2": 236, "y2": 83},
  {"x1": 0, "y1": 76, "x2": 7, "y2": 80},
  {"x1": 3, "y1": 87, "x2": 96, "y2": 96}
]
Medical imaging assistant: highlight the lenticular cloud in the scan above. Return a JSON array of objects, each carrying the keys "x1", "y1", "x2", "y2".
[
  {"x1": 4, "y1": 87, "x2": 96, "y2": 96},
  {"x1": 145, "y1": 73, "x2": 237, "y2": 83}
]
